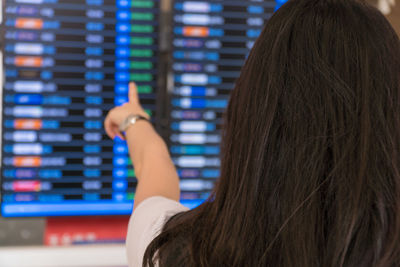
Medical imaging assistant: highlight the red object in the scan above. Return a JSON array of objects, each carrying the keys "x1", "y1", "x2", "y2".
[
  {"x1": 45, "y1": 216, "x2": 130, "y2": 246},
  {"x1": 13, "y1": 180, "x2": 40, "y2": 192}
]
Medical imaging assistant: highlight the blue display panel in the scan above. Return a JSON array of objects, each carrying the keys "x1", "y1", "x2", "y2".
[
  {"x1": 171, "y1": 0, "x2": 285, "y2": 200},
  {"x1": 1, "y1": 0, "x2": 161, "y2": 217},
  {"x1": 1, "y1": 0, "x2": 287, "y2": 217}
]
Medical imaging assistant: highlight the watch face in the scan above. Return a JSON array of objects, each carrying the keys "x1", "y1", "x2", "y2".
[
  {"x1": 120, "y1": 116, "x2": 132, "y2": 132},
  {"x1": 121, "y1": 115, "x2": 141, "y2": 132},
  {"x1": 129, "y1": 117, "x2": 138, "y2": 127}
]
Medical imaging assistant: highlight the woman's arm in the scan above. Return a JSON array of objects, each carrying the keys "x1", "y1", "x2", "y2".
[{"x1": 104, "y1": 82, "x2": 180, "y2": 210}]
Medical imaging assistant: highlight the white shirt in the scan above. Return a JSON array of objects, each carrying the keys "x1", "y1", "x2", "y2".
[{"x1": 126, "y1": 196, "x2": 189, "y2": 267}]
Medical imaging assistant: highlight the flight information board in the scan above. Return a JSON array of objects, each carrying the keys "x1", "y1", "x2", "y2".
[
  {"x1": 1, "y1": 0, "x2": 287, "y2": 217},
  {"x1": 1, "y1": 0, "x2": 160, "y2": 216},
  {"x1": 170, "y1": 0, "x2": 285, "y2": 201}
]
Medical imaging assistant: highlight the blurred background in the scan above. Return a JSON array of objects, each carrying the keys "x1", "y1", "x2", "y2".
[
  {"x1": 0, "y1": 0, "x2": 398, "y2": 266},
  {"x1": 387, "y1": 2, "x2": 400, "y2": 34}
]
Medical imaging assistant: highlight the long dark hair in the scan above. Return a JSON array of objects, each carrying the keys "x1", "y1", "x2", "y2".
[{"x1": 143, "y1": 0, "x2": 400, "y2": 266}]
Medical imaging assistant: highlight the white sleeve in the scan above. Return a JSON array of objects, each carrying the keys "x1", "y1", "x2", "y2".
[{"x1": 126, "y1": 196, "x2": 189, "y2": 267}]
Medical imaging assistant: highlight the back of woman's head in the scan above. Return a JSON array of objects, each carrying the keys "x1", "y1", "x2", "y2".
[{"x1": 144, "y1": 0, "x2": 400, "y2": 266}]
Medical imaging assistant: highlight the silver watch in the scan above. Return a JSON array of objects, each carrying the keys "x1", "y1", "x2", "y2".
[{"x1": 119, "y1": 114, "x2": 149, "y2": 132}]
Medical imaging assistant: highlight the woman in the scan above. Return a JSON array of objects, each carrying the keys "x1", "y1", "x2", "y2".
[{"x1": 104, "y1": 0, "x2": 400, "y2": 266}]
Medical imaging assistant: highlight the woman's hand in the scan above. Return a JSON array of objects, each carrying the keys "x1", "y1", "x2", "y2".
[
  {"x1": 104, "y1": 82, "x2": 150, "y2": 140},
  {"x1": 104, "y1": 82, "x2": 180, "y2": 209}
]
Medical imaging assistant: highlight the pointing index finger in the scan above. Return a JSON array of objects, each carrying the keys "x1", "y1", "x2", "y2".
[{"x1": 129, "y1": 82, "x2": 139, "y2": 104}]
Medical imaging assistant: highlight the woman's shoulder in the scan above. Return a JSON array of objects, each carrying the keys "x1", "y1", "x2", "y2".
[{"x1": 126, "y1": 196, "x2": 189, "y2": 267}]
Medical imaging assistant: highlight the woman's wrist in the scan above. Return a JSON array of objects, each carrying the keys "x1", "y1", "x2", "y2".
[
  {"x1": 119, "y1": 114, "x2": 150, "y2": 133},
  {"x1": 125, "y1": 120, "x2": 166, "y2": 178}
]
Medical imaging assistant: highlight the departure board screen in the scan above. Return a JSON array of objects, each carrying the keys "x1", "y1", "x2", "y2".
[
  {"x1": 171, "y1": 0, "x2": 286, "y2": 202},
  {"x1": 1, "y1": 0, "x2": 160, "y2": 216},
  {"x1": 0, "y1": 0, "x2": 287, "y2": 217}
]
